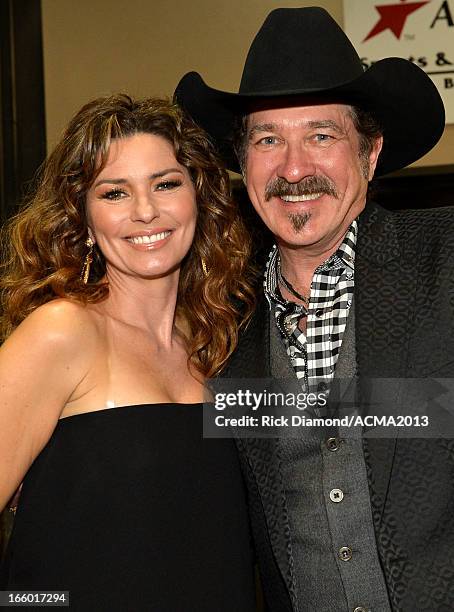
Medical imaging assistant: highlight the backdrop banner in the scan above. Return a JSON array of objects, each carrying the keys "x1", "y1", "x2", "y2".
[{"x1": 343, "y1": 0, "x2": 454, "y2": 123}]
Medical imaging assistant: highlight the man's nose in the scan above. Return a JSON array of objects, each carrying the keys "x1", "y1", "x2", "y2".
[{"x1": 276, "y1": 142, "x2": 316, "y2": 182}]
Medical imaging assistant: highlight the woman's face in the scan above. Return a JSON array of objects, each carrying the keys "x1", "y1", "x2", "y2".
[{"x1": 86, "y1": 133, "x2": 197, "y2": 281}]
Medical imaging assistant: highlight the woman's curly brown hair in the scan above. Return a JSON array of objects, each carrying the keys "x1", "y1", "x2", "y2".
[{"x1": 0, "y1": 94, "x2": 256, "y2": 377}]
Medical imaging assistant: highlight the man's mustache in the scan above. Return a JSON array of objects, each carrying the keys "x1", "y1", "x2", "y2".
[{"x1": 264, "y1": 176, "x2": 339, "y2": 201}]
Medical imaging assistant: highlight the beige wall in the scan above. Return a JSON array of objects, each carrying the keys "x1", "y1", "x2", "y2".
[{"x1": 42, "y1": 0, "x2": 452, "y2": 171}]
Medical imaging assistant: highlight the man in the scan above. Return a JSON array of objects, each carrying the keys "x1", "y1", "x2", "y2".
[{"x1": 175, "y1": 7, "x2": 454, "y2": 612}]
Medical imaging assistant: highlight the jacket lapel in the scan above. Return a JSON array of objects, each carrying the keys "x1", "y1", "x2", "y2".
[
  {"x1": 328, "y1": 297, "x2": 359, "y2": 416},
  {"x1": 223, "y1": 293, "x2": 271, "y2": 380},
  {"x1": 355, "y1": 202, "x2": 416, "y2": 528},
  {"x1": 222, "y1": 295, "x2": 297, "y2": 610}
]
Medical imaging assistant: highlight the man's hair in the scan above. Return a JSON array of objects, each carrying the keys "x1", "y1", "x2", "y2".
[
  {"x1": 0, "y1": 94, "x2": 256, "y2": 376},
  {"x1": 233, "y1": 113, "x2": 249, "y2": 176},
  {"x1": 348, "y1": 106, "x2": 383, "y2": 176},
  {"x1": 233, "y1": 103, "x2": 383, "y2": 177}
]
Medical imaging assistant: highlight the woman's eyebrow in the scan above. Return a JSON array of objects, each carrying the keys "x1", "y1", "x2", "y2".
[{"x1": 93, "y1": 167, "x2": 183, "y2": 187}]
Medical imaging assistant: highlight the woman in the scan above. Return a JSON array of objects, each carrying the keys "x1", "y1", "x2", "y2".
[{"x1": 0, "y1": 94, "x2": 257, "y2": 610}]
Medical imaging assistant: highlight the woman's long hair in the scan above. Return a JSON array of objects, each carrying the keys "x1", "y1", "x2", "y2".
[{"x1": 0, "y1": 94, "x2": 256, "y2": 376}]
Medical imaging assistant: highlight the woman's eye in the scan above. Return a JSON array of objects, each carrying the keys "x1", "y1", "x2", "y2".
[
  {"x1": 156, "y1": 180, "x2": 182, "y2": 191},
  {"x1": 101, "y1": 188, "x2": 127, "y2": 201}
]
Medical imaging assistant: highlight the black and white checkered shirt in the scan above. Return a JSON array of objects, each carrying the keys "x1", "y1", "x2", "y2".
[{"x1": 264, "y1": 221, "x2": 357, "y2": 392}]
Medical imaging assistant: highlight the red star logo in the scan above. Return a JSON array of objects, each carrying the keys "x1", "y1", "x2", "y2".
[{"x1": 363, "y1": 0, "x2": 430, "y2": 42}]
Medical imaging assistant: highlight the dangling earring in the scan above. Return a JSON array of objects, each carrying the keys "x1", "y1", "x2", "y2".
[
  {"x1": 201, "y1": 257, "x2": 208, "y2": 277},
  {"x1": 81, "y1": 237, "x2": 94, "y2": 284}
]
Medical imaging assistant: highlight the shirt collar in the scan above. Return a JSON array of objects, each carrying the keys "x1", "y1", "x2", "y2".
[
  {"x1": 264, "y1": 220, "x2": 358, "y2": 306},
  {"x1": 336, "y1": 220, "x2": 357, "y2": 269}
]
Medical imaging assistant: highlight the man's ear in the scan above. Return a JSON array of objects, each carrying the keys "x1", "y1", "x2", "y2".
[{"x1": 368, "y1": 135, "x2": 384, "y2": 181}]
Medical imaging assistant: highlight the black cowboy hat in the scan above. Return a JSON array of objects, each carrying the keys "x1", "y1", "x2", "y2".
[{"x1": 175, "y1": 6, "x2": 445, "y2": 176}]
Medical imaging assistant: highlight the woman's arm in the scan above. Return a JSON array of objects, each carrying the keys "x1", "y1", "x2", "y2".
[{"x1": 0, "y1": 300, "x2": 93, "y2": 510}]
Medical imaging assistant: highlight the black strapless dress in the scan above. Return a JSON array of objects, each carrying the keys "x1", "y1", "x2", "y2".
[{"x1": 1, "y1": 404, "x2": 256, "y2": 611}]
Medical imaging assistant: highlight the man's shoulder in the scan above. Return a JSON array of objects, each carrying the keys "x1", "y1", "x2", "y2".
[
  {"x1": 221, "y1": 290, "x2": 270, "y2": 378},
  {"x1": 392, "y1": 206, "x2": 454, "y2": 255},
  {"x1": 364, "y1": 201, "x2": 454, "y2": 243},
  {"x1": 392, "y1": 204, "x2": 454, "y2": 229}
]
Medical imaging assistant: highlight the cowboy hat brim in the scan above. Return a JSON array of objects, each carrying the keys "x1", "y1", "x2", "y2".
[{"x1": 175, "y1": 58, "x2": 445, "y2": 176}]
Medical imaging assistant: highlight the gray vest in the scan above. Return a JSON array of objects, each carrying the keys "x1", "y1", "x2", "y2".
[{"x1": 270, "y1": 302, "x2": 391, "y2": 612}]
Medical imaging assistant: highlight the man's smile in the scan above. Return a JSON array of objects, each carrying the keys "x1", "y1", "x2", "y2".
[{"x1": 280, "y1": 193, "x2": 323, "y2": 203}]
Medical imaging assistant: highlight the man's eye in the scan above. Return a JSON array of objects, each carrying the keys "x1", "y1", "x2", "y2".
[
  {"x1": 156, "y1": 180, "x2": 182, "y2": 191},
  {"x1": 314, "y1": 133, "x2": 332, "y2": 142},
  {"x1": 101, "y1": 188, "x2": 127, "y2": 201},
  {"x1": 257, "y1": 136, "x2": 278, "y2": 146}
]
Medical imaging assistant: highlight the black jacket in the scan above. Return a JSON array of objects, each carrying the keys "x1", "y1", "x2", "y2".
[{"x1": 222, "y1": 202, "x2": 454, "y2": 612}]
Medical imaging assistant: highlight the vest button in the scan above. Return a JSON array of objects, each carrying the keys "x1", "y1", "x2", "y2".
[
  {"x1": 326, "y1": 437, "x2": 341, "y2": 451},
  {"x1": 329, "y1": 488, "x2": 344, "y2": 503},
  {"x1": 338, "y1": 546, "x2": 353, "y2": 561}
]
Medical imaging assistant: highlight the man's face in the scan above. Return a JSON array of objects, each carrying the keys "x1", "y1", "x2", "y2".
[{"x1": 244, "y1": 103, "x2": 382, "y2": 253}]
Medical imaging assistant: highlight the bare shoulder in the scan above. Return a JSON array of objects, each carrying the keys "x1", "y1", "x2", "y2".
[
  {"x1": 2, "y1": 298, "x2": 100, "y2": 357},
  {"x1": 0, "y1": 300, "x2": 103, "y2": 508},
  {"x1": 26, "y1": 298, "x2": 96, "y2": 329}
]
